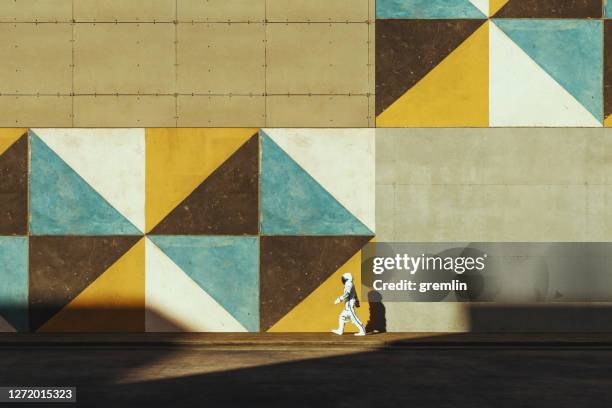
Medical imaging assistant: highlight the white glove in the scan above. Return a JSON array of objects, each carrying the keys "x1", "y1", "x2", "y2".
[{"x1": 334, "y1": 297, "x2": 341, "y2": 305}]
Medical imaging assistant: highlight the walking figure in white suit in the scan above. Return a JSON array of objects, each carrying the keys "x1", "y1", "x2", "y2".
[{"x1": 332, "y1": 272, "x2": 366, "y2": 336}]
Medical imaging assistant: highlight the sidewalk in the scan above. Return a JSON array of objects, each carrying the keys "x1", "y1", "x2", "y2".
[{"x1": 1, "y1": 332, "x2": 612, "y2": 349}]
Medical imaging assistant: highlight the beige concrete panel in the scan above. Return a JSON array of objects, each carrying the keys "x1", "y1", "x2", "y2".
[
  {"x1": 266, "y1": 23, "x2": 369, "y2": 94},
  {"x1": 385, "y1": 303, "x2": 469, "y2": 332},
  {"x1": 375, "y1": 184, "x2": 394, "y2": 242},
  {"x1": 394, "y1": 185, "x2": 485, "y2": 241},
  {"x1": 178, "y1": 0, "x2": 265, "y2": 22},
  {"x1": 74, "y1": 0, "x2": 176, "y2": 22},
  {"x1": 73, "y1": 95, "x2": 176, "y2": 127},
  {"x1": 390, "y1": 129, "x2": 484, "y2": 185},
  {"x1": 0, "y1": 96, "x2": 71, "y2": 127},
  {"x1": 377, "y1": 128, "x2": 608, "y2": 186},
  {"x1": 375, "y1": 130, "x2": 397, "y2": 185},
  {"x1": 480, "y1": 185, "x2": 587, "y2": 242},
  {"x1": 602, "y1": 129, "x2": 612, "y2": 185},
  {"x1": 267, "y1": 0, "x2": 369, "y2": 22},
  {"x1": 479, "y1": 128, "x2": 605, "y2": 186},
  {"x1": 266, "y1": 95, "x2": 369, "y2": 127},
  {"x1": 74, "y1": 23, "x2": 175, "y2": 94},
  {"x1": 177, "y1": 23, "x2": 265, "y2": 94},
  {"x1": 177, "y1": 95, "x2": 265, "y2": 127},
  {"x1": 0, "y1": 23, "x2": 72, "y2": 94},
  {"x1": 586, "y1": 186, "x2": 612, "y2": 241},
  {"x1": 0, "y1": 0, "x2": 72, "y2": 22}
]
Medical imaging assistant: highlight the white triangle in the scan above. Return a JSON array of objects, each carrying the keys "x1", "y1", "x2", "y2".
[
  {"x1": 32, "y1": 129, "x2": 146, "y2": 232},
  {"x1": 263, "y1": 129, "x2": 375, "y2": 232},
  {"x1": 490, "y1": 23, "x2": 601, "y2": 127},
  {"x1": 0, "y1": 314, "x2": 16, "y2": 333},
  {"x1": 469, "y1": 0, "x2": 488, "y2": 16},
  {"x1": 145, "y1": 238, "x2": 247, "y2": 332}
]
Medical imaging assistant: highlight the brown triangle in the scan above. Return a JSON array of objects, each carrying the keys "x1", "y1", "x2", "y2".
[
  {"x1": 150, "y1": 133, "x2": 259, "y2": 235},
  {"x1": 605, "y1": 21, "x2": 612, "y2": 119},
  {"x1": 375, "y1": 19, "x2": 484, "y2": 116},
  {"x1": 494, "y1": 0, "x2": 601, "y2": 18},
  {"x1": 260, "y1": 235, "x2": 373, "y2": 331},
  {"x1": 29, "y1": 236, "x2": 141, "y2": 331},
  {"x1": 0, "y1": 133, "x2": 27, "y2": 235}
]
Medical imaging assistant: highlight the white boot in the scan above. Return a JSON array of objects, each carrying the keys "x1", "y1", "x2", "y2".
[
  {"x1": 354, "y1": 330, "x2": 366, "y2": 336},
  {"x1": 331, "y1": 329, "x2": 343, "y2": 335}
]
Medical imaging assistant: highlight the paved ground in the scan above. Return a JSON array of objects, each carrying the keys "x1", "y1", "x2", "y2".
[{"x1": 1, "y1": 333, "x2": 611, "y2": 407}]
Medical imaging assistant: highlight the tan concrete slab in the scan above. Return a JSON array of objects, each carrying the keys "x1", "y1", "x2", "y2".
[
  {"x1": 0, "y1": 96, "x2": 72, "y2": 127},
  {"x1": 73, "y1": 95, "x2": 176, "y2": 127},
  {"x1": 74, "y1": 0, "x2": 176, "y2": 22},
  {"x1": 266, "y1": 95, "x2": 369, "y2": 127},
  {"x1": 0, "y1": 0, "x2": 72, "y2": 22},
  {"x1": 375, "y1": 184, "x2": 394, "y2": 242},
  {"x1": 479, "y1": 185, "x2": 587, "y2": 241},
  {"x1": 586, "y1": 186, "x2": 612, "y2": 241},
  {"x1": 266, "y1": 0, "x2": 369, "y2": 22},
  {"x1": 74, "y1": 23, "x2": 175, "y2": 94},
  {"x1": 177, "y1": 95, "x2": 265, "y2": 127},
  {"x1": 0, "y1": 23, "x2": 72, "y2": 94},
  {"x1": 178, "y1": 0, "x2": 265, "y2": 22},
  {"x1": 377, "y1": 128, "x2": 609, "y2": 186},
  {"x1": 394, "y1": 184, "x2": 486, "y2": 241},
  {"x1": 266, "y1": 23, "x2": 369, "y2": 94},
  {"x1": 386, "y1": 303, "x2": 469, "y2": 333},
  {"x1": 177, "y1": 23, "x2": 265, "y2": 94}
]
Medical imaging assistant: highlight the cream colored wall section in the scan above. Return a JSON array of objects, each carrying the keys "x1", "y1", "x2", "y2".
[
  {"x1": 377, "y1": 128, "x2": 612, "y2": 242},
  {"x1": 0, "y1": 0, "x2": 374, "y2": 127},
  {"x1": 376, "y1": 128, "x2": 612, "y2": 332}
]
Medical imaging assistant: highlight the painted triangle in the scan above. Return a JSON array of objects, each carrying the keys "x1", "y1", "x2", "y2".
[
  {"x1": 150, "y1": 133, "x2": 259, "y2": 236},
  {"x1": 0, "y1": 237, "x2": 28, "y2": 332},
  {"x1": 260, "y1": 132, "x2": 372, "y2": 235},
  {"x1": 490, "y1": 22, "x2": 600, "y2": 127},
  {"x1": 494, "y1": 0, "x2": 602, "y2": 18},
  {"x1": 29, "y1": 131, "x2": 141, "y2": 235},
  {"x1": 29, "y1": 235, "x2": 141, "y2": 331},
  {"x1": 145, "y1": 238, "x2": 248, "y2": 332},
  {"x1": 263, "y1": 129, "x2": 375, "y2": 232},
  {"x1": 269, "y1": 242, "x2": 371, "y2": 332},
  {"x1": 377, "y1": 21, "x2": 489, "y2": 127},
  {"x1": 38, "y1": 239, "x2": 145, "y2": 332},
  {"x1": 376, "y1": 19, "x2": 484, "y2": 115},
  {"x1": 376, "y1": 0, "x2": 486, "y2": 19},
  {"x1": 494, "y1": 19, "x2": 603, "y2": 122},
  {"x1": 0, "y1": 133, "x2": 28, "y2": 235},
  {"x1": 33, "y1": 129, "x2": 146, "y2": 233},
  {"x1": 149, "y1": 236, "x2": 259, "y2": 332},
  {"x1": 260, "y1": 235, "x2": 373, "y2": 331}
]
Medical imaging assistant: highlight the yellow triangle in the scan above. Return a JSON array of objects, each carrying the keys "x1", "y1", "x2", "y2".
[
  {"x1": 605, "y1": 114, "x2": 612, "y2": 127},
  {"x1": 269, "y1": 242, "x2": 371, "y2": 333},
  {"x1": 145, "y1": 128, "x2": 257, "y2": 232},
  {"x1": 0, "y1": 129, "x2": 27, "y2": 156},
  {"x1": 39, "y1": 239, "x2": 145, "y2": 332},
  {"x1": 489, "y1": 0, "x2": 510, "y2": 16},
  {"x1": 376, "y1": 21, "x2": 489, "y2": 128}
]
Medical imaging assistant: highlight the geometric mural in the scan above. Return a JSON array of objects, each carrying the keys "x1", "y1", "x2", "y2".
[
  {"x1": 0, "y1": 128, "x2": 375, "y2": 333},
  {"x1": 376, "y1": 1, "x2": 605, "y2": 127}
]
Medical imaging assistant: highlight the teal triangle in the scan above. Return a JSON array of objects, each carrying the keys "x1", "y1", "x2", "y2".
[
  {"x1": 376, "y1": 0, "x2": 485, "y2": 18},
  {"x1": 29, "y1": 131, "x2": 141, "y2": 235},
  {"x1": 150, "y1": 236, "x2": 259, "y2": 332},
  {"x1": 0, "y1": 237, "x2": 28, "y2": 332},
  {"x1": 494, "y1": 19, "x2": 603, "y2": 122},
  {"x1": 260, "y1": 132, "x2": 373, "y2": 236}
]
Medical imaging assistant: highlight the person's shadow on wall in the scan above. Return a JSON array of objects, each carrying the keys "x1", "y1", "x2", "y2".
[{"x1": 365, "y1": 290, "x2": 386, "y2": 333}]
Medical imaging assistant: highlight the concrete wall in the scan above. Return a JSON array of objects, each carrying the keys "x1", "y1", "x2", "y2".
[
  {"x1": 376, "y1": 128, "x2": 612, "y2": 332},
  {"x1": 0, "y1": 0, "x2": 374, "y2": 127}
]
